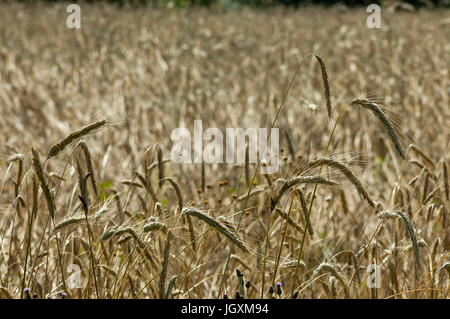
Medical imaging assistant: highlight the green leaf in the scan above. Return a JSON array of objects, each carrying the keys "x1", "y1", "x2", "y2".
[{"x1": 99, "y1": 180, "x2": 113, "y2": 190}]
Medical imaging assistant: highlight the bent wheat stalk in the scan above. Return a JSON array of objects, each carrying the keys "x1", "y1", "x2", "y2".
[
  {"x1": 143, "y1": 220, "x2": 170, "y2": 235},
  {"x1": 31, "y1": 149, "x2": 56, "y2": 219},
  {"x1": 161, "y1": 177, "x2": 196, "y2": 250},
  {"x1": 54, "y1": 215, "x2": 87, "y2": 231},
  {"x1": 378, "y1": 210, "x2": 420, "y2": 268},
  {"x1": 47, "y1": 119, "x2": 108, "y2": 159},
  {"x1": 295, "y1": 189, "x2": 313, "y2": 236},
  {"x1": 271, "y1": 176, "x2": 338, "y2": 211},
  {"x1": 76, "y1": 141, "x2": 98, "y2": 196},
  {"x1": 101, "y1": 227, "x2": 154, "y2": 264},
  {"x1": 31, "y1": 148, "x2": 67, "y2": 293},
  {"x1": 350, "y1": 99, "x2": 405, "y2": 159},
  {"x1": 313, "y1": 262, "x2": 349, "y2": 298},
  {"x1": 182, "y1": 207, "x2": 249, "y2": 253},
  {"x1": 156, "y1": 144, "x2": 164, "y2": 189},
  {"x1": 443, "y1": 161, "x2": 449, "y2": 201},
  {"x1": 314, "y1": 54, "x2": 332, "y2": 118},
  {"x1": 275, "y1": 208, "x2": 305, "y2": 234},
  {"x1": 160, "y1": 178, "x2": 183, "y2": 212},
  {"x1": 408, "y1": 144, "x2": 435, "y2": 169},
  {"x1": 306, "y1": 158, "x2": 376, "y2": 208},
  {"x1": 159, "y1": 232, "x2": 173, "y2": 299}
]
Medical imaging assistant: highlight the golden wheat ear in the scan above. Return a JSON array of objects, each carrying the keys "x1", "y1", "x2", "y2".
[
  {"x1": 378, "y1": 210, "x2": 420, "y2": 269},
  {"x1": 47, "y1": 119, "x2": 108, "y2": 159},
  {"x1": 306, "y1": 158, "x2": 376, "y2": 208},
  {"x1": 182, "y1": 207, "x2": 249, "y2": 253},
  {"x1": 314, "y1": 54, "x2": 332, "y2": 118},
  {"x1": 350, "y1": 99, "x2": 405, "y2": 160}
]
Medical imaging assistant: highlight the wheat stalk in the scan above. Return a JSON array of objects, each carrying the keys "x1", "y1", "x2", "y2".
[
  {"x1": 47, "y1": 119, "x2": 108, "y2": 158},
  {"x1": 408, "y1": 144, "x2": 435, "y2": 169},
  {"x1": 350, "y1": 99, "x2": 405, "y2": 159},
  {"x1": 315, "y1": 54, "x2": 332, "y2": 118},
  {"x1": 295, "y1": 189, "x2": 313, "y2": 236},
  {"x1": 143, "y1": 220, "x2": 170, "y2": 234},
  {"x1": 408, "y1": 144, "x2": 436, "y2": 169},
  {"x1": 271, "y1": 175, "x2": 338, "y2": 211},
  {"x1": 306, "y1": 158, "x2": 376, "y2": 208},
  {"x1": 245, "y1": 143, "x2": 250, "y2": 187},
  {"x1": 443, "y1": 161, "x2": 449, "y2": 201},
  {"x1": 275, "y1": 208, "x2": 305, "y2": 234},
  {"x1": 31, "y1": 148, "x2": 67, "y2": 292},
  {"x1": 156, "y1": 144, "x2": 164, "y2": 189},
  {"x1": 160, "y1": 178, "x2": 183, "y2": 212},
  {"x1": 31, "y1": 149, "x2": 55, "y2": 219},
  {"x1": 237, "y1": 186, "x2": 265, "y2": 202},
  {"x1": 159, "y1": 231, "x2": 173, "y2": 299},
  {"x1": 182, "y1": 207, "x2": 249, "y2": 253},
  {"x1": 279, "y1": 260, "x2": 307, "y2": 270},
  {"x1": 313, "y1": 262, "x2": 349, "y2": 297},
  {"x1": 54, "y1": 215, "x2": 87, "y2": 231},
  {"x1": 101, "y1": 227, "x2": 154, "y2": 263},
  {"x1": 378, "y1": 210, "x2": 420, "y2": 268},
  {"x1": 76, "y1": 141, "x2": 98, "y2": 196}
]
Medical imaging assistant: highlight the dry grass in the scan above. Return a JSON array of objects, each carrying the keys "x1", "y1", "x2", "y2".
[{"x1": 0, "y1": 2, "x2": 449, "y2": 299}]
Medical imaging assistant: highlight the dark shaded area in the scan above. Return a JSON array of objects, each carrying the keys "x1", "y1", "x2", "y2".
[{"x1": 14, "y1": 0, "x2": 450, "y2": 7}]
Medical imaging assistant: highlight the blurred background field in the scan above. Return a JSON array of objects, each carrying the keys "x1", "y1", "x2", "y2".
[
  {"x1": 9, "y1": 0, "x2": 450, "y2": 9},
  {"x1": 0, "y1": 1, "x2": 449, "y2": 299}
]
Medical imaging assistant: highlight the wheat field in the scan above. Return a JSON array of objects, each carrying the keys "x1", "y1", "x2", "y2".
[{"x1": 0, "y1": 2, "x2": 449, "y2": 299}]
